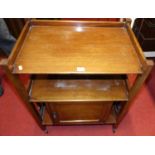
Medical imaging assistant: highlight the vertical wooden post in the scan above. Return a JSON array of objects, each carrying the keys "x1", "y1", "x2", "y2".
[
  {"x1": 0, "y1": 59, "x2": 45, "y2": 130},
  {"x1": 116, "y1": 60, "x2": 154, "y2": 127},
  {"x1": 124, "y1": 18, "x2": 132, "y2": 26}
]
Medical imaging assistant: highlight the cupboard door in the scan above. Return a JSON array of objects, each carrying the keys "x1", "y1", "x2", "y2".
[{"x1": 47, "y1": 102, "x2": 112, "y2": 124}]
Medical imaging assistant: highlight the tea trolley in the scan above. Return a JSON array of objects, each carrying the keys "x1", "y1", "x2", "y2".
[{"x1": 0, "y1": 20, "x2": 153, "y2": 133}]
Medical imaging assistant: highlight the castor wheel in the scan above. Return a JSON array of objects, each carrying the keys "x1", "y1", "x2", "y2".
[
  {"x1": 112, "y1": 124, "x2": 117, "y2": 133},
  {"x1": 0, "y1": 85, "x2": 4, "y2": 96},
  {"x1": 44, "y1": 127, "x2": 48, "y2": 134}
]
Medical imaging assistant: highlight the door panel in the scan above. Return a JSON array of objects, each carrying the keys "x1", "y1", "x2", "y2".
[{"x1": 48, "y1": 102, "x2": 113, "y2": 124}]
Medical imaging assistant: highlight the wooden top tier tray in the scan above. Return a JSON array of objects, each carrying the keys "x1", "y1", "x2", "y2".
[{"x1": 8, "y1": 20, "x2": 147, "y2": 74}]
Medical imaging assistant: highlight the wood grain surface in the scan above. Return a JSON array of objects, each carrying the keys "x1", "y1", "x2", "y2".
[
  {"x1": 11, "y1": 20, "x2": 144, "y2": 74},
  {"x1": 29, "y1": 79, "x2": 128, "y2": 102},
  {"x1": 48, "y1": 102, "x2": 113, "y2": 124}
]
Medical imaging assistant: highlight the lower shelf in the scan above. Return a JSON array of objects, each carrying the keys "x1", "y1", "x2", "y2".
[{"x1": 29, "y1": 79, "x2": 128, "y2": 102}]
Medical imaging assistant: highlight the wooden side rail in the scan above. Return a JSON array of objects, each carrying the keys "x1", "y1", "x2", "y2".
[
  {"x1": 0, "y1": 59, "x2": 45, "y2": 130},
  {"x1": 116, "y1": 60, "x2": 154, "y2": 126}
]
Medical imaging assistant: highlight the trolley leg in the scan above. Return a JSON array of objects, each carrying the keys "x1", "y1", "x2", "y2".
[{"x1": 1, "y1": 59, "x2": 44, "y2": 130}]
